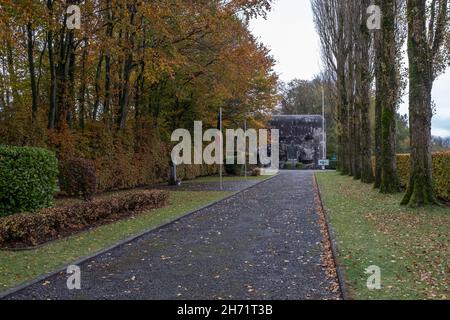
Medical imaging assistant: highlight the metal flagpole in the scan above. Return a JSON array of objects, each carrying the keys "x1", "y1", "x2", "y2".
[
  {"x1": 220, "y1": 108, "x2": 223, "y2": 190},
  {"x1": 244, "y1": 119, "x2": 247, "y2": 181},
  {"x1": 322, "y1": 86, "x2": 326, "y2": 170}
]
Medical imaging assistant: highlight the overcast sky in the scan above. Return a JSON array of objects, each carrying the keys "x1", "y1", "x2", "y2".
[{"x1": 249, "y1": 0, "x2": 450, "y2": 137}]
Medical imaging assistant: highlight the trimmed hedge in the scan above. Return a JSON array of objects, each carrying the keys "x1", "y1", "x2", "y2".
[
  {"x1": 396, "y1": 154, "x2": 411, "y2": 187},
  {"x1": 432, "y1": 152, "x2": 450, "y2": 201},
  {"x1": 373, "y1": 152, "x2": 450, "y2": 201},
  {"x1": 0, "y1": 146, "x2": 58, "y2": 216},
  {"x1": 59, "y1": 158, "x2": 97, "y2": 200},
  {"x1": 0, "y1": 189, "x2": 169, "y2": 248}
]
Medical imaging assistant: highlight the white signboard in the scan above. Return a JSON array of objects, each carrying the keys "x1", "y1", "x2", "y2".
[{"x1": 318, "y1": 159, "x2": 330, "y2": 167}]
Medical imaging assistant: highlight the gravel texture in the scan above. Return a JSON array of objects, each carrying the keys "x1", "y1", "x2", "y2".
[
  {"x1": 159, "y1": 179, "x2": 262, "y2": 192},
  {"x1": 5, "y1": 171, "x2": 338, "y2": 300}
]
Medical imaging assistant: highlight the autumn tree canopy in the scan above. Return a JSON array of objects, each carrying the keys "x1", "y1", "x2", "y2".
[{"x1": 0, "y1": 0, "x2": 278, "y2": 140}]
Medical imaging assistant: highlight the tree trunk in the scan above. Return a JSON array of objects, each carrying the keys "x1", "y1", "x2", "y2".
[
  {"x1": 401, "y1": 0, "x2": 439, "y2": 206},
  {"x1": 27, "y1": 23, "x2": 39, "y2": 121},
  {"x1": 79, "y1": 41, "x2": 88, "y2": 130},
  {"x1": 103, "y1": 0, "x2": 113, "y2": 126},
  {"x1": 352, "y1": 59, "x2": 362, "y2": 181},
  {"x1": 92, "y1": 54, "x2": 103, "y2": 120},
  {"x1": 6, "y1": 41, "x2": 20, "y2": 108},
  {"x1": 47, "y1": 0, "x2": 57, "y2": 129},
  {"x1": 134, "y1": 60, "x2": 145, "y2": 122},
  {"x1": 117, "y1": 2, "x2": 137, "y2": 130},
  {"x1": 337, "y1": 60, "x2": 350, "y2": 175},
  {"x1": 55, "y1": 26, "x2": 75, "y2": 130},
  {"x1": 359, "y1": 0, "x2": 374, "y2": 184},
  {"x1": 379, "y1": 0, "x2": 401, "y2": 194},
  {"x1": 117, "y1": 53, "x2": 133, "y2": 130},
  {"x1": 374, "y1": 31, "x2": 383, "y2": 188}
]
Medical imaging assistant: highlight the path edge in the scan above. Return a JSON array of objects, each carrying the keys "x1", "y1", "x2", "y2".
[
  {"x1": 0, "y1": 174, "x2": 279, "y2": 300},
  {"x1": 314, "y1": 173, "x2": 350, "y2": 300}
]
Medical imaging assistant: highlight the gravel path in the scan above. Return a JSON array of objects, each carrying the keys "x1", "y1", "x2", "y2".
[
  {"x1": 159, "y1": 179, "x2": 263, "y2": 192},
  {"x1": 6, "y1": 171, "x2": 338, "y2": 300}
]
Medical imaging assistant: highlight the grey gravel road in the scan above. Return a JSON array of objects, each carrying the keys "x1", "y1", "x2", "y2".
[{"x1": 5, "y1": 171, "x2": 338, "y2": 300}]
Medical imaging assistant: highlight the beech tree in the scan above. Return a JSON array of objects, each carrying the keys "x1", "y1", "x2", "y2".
[{"x1": 0, "y1": 0, "x2": 278, "y2": 144}]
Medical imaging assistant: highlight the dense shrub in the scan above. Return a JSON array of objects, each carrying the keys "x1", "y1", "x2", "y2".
[
  {"x1": 373, "y1": 152, "x2": 450, "y2": 201},
  {"x1": 3, "y1": 126, "x2": 219, "y2": 193},
  {"x1": 396, "y1": 154, "x2": 411, "y2": 187},
  {"x1": 59, "y1": 158, "x2": 97, "y2": 200},
  {"x1": 296, "y1": 162, "x2": 304, "y2": 169},
  {"x1": 432, "y1": 152, "x2": 450, "y2": 201},
  {"x1": 0, "y1": 146, "x2": 58, "y2": 216},
  {"x1": 225, "y1": 163, "x2": 241, "y2": 175},
  {"x1": 0, "y1": 189, "x2": 169, "y2": 247}
]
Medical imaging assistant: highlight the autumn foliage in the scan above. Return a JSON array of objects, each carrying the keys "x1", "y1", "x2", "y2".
[
  {"x1": 0, "y1": 189, "x2": 169, "y2": 248},
  {"x1": 0, "y1": 0, "x2": 278, "y2": 191},
  {"x1": 59, "y1": 157, "x2": 97, "y2": 200}
]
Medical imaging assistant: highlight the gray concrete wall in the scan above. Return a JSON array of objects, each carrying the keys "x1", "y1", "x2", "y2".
[{"x1": 270, "y1": 115, "x2": 325, "y2": 169}]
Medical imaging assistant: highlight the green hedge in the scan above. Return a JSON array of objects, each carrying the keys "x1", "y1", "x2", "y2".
[
  {"x1": 0, "y1": 146, "x2": 58, "y2": 216},
  {"x1": 373, "y1": 152, "x2": 450, "y2": 201}
]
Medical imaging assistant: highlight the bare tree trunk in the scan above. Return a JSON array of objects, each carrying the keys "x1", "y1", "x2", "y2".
[
  {"x1": 118, "y1": 53, "x2": 133, "y2": 130},
  {"x1": 92, "y1": 54, "x2": 103, "y2": 120},
  {"x1": 103, "y1": 0, "x2": 113, "y2": 126},
  {"x1": 27, "y1": 23, "x2": 39, "y2": 121},
  {"x1": 47, "y1": 0, "x2": 57, "y2": 129},
  {"x1": 0, "y1": 60, "x2": 6, "y2": 111},
  {"x1": 134, "y1": 60, "x2": 145, "y2": 122},
  {"x1": 55, "y1": 27, "x2": 75, "y2": 130},
  {"x1": 117, "y1": 2, "x2": 137, "y2": 130},
  {"x1": 79, "y1": 41, "x2": 88, "y2": 130},
  {"x1": 6, "y1": 41, "x2": 20, "y2": 108},
  {"x1": 374, "y1": 31, "x2": 383, "y2": 188}
]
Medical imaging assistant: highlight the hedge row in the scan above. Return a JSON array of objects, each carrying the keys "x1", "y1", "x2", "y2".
[
  {"x1": 55, "y1": 127, "x2": 219, "y2": 193},
  {"x1": 374, "y1": 152, "x2": 450, "y2": 201},
  {"x1": 0, "y1": 189, "x2": 169, "y2": 248},
  {"x1": 399, "y1": 152, "x2": 450, "y2": 201},
  {"x1": 59, "y1": 158, "x2": 97, "y2": 200},
  {"x1": 431, "y1": 152, "x2": 450, "y2": 201},
  {"x1": 0, "y1": 146, "x2": 58, "y2": 216}
]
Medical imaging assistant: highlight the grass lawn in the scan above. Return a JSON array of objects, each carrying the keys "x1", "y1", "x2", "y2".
[
  {"x1": 0, "y1": 190, "x2": 230, "y2": 292},
  {"x1": 316, "y1": 172, "x2": 450, "y2": 300}
]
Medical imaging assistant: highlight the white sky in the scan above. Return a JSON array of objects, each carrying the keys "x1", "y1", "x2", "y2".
[{"x1": 249, "y1": 0, "x2": 450, "y2": 137}]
